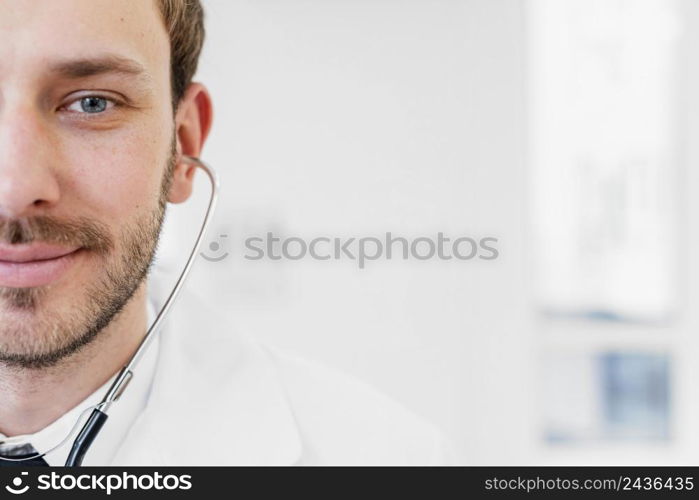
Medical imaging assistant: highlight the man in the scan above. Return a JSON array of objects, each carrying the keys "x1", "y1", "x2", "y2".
[{"x1": 0, "y1": 0, "x2": 445, "y2": 465}]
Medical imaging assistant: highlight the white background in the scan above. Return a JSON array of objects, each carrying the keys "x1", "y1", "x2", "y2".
[{"x1": 155, "y1": 0, "x2": 699, "y2": 464}]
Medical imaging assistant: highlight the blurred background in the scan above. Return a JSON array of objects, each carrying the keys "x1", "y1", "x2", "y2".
[{"x1": 155, "y1": 0, "x2": 699, "y2": 464}]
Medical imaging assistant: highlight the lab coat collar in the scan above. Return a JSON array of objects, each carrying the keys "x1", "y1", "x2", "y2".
[{"x1": 111, "y1": 285, "x2": 303, "y2": 465}]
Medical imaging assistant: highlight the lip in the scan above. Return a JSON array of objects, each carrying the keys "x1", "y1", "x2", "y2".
[{"x1": 0, "y1": 244, "x2": 82, "y2": 288}]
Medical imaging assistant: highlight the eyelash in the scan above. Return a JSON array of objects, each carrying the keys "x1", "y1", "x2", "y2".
[{"x1": 60, "y1": 94, "x2": 122, "y2": 117}]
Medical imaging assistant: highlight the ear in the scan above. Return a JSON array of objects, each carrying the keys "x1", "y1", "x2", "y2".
[{"x1": 168, "y1": 83, "x2": 214, "y2": 204}]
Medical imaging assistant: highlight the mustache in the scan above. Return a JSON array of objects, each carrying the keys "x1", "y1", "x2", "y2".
[{"x1": 0, "y1": 216, "x2": 113, "y2": 253}]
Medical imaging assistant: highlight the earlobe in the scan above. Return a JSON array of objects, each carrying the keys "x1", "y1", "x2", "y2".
[
  {"x1": 167, "y1": 161, "x2": 197, "y2": 203},
  {"x1": 167, "y1": 83, "x2": 214, "y2": 204}
]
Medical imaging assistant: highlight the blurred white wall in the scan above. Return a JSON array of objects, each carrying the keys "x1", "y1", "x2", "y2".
[
  {"x1": 156, "y1": 0, "x2": 529, "y2": 464},
  {"x1": 155, "y1": 0, "x2": 699, "y2": 465}
]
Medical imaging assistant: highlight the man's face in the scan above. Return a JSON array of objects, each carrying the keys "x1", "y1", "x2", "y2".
[{"x1": 0, "y1": 0, "x2": 175, "y2": 367}]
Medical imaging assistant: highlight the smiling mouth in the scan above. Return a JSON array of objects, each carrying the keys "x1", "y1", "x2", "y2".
[{"x1": 0, "y1": 244, "x2": 83, "y2": 288}]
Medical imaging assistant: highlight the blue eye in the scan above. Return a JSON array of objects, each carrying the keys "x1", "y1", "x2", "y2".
[
  {"x1": 80, "y1": 97, "x2": 107, "y2": 113},
  {"x1": 65, "y1": 96, "x2": 114, "y2": 114}
]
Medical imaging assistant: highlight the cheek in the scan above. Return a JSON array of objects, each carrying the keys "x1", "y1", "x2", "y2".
[{"x1": 59, "y1": 126, "x2": 170, "y2": 225}]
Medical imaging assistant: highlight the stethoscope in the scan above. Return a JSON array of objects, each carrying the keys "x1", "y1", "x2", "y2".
[
  {"x1": 66, "y1": 156, "x2": 219, "y2": 466},
  {"x1": 2, "y1": 155, "x2": 218, "y2": 466}
]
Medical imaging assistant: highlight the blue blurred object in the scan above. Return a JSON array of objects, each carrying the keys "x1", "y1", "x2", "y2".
[{"x1": 599, "y1": 352, "x2": 670, "y2": 441}]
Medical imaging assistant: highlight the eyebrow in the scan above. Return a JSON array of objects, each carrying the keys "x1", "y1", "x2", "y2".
[{"x1": 48, "y1": 54, "x2": 150, "y2": 82}]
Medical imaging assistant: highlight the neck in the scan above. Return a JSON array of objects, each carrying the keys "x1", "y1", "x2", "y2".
[{"x1": 0, "y1": 282, "x2": 148, "y2": 437}]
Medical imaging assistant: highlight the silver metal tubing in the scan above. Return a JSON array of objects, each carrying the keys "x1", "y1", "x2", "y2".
[{"x1": 98, "y1": 156, "x2": 219, "y2": 413}]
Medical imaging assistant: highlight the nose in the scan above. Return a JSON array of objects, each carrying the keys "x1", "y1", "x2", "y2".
[{"x1": 0, "y1": 104, "x2": 61, "y2": 218}]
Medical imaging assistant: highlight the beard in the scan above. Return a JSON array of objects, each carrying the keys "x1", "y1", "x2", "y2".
[{"x1": 0, "y1": 141, "x2": 176, "y2": 370}]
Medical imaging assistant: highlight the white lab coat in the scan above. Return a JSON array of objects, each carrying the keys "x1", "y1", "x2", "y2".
[{"x1": 108, "y1": 286, "x2": 447, "y2": 465}]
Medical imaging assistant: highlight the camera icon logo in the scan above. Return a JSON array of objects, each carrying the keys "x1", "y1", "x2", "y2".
[{"x1": 5, "y1": 472, "x2": 30, "y2": 495}]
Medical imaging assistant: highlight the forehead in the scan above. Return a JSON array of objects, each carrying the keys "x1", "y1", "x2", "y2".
[{"x1": 0, "y1": 0, "x2": 169, "y2": 85}]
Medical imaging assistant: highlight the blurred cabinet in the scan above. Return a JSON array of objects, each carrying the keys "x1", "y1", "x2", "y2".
[{"x1": 527, "y1": 0, "x2": 683, "y2": 454}]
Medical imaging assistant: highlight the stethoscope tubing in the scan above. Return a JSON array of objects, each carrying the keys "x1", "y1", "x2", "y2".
[{"x1": 64, "y1": 156, "x2": 219, "y2": 466}]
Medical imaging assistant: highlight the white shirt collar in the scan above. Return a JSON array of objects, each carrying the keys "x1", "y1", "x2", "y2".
[
  {"x1": 0, "y1": 299, "x2": 160, "y2": 466},
  {"x1": 110, "y1": 288, "x2": 303, "y2": 466}
]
